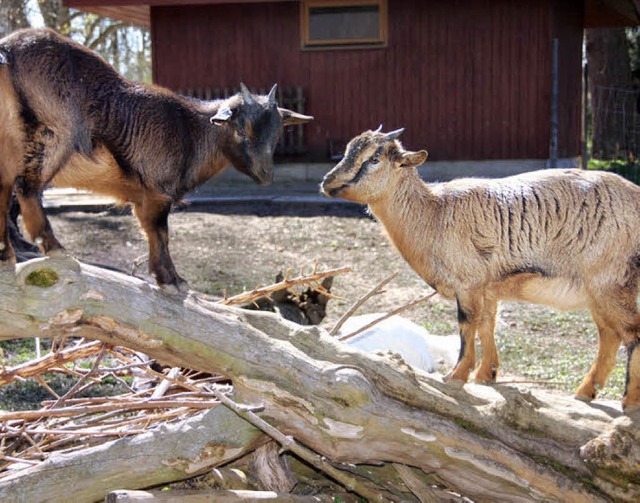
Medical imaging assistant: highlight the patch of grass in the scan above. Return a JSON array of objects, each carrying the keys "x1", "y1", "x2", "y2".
[
  {"x1": 496, "y1": 304, "x2": 626, "y2": 400},
  {"x1": 0, "y1": 339, "x2": 52, "y2": 366},
  {"x1": 421, "y1": 301, "x2": 457, "y2": 334}
]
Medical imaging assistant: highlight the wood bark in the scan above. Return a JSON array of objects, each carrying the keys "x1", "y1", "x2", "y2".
[{"x1": 0, "y1": 256, "x2": 638, "y2": 502}]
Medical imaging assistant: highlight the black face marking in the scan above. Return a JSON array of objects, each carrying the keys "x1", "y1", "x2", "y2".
[
  {"x1": 329, "y1": 184, "x2": 349, "y2": 197},
  {"x1": 348, "y1": 145, "x2": 384, "y2": 185}
]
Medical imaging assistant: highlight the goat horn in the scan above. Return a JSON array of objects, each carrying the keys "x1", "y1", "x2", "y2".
[
  {"x1": 374, "y1": 124, "x2": 383, "y2": 133},
  {"x1": 385, "y1": 128, "x2": 405, "y2": 140},
  {"x1": 267, "y1": 84, "x2": 278, "y2": 105},
  {"x1": 240, "y1": 83, "x2": 255, "y2": 105}
]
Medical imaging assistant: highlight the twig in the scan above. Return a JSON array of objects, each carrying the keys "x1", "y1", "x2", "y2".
[
  {"x1": 151, "y1": 367, "x2": 181, "y2": 399},
  {"x1": 0, "y1": 455, "x2": 40, "y2": 466},
  {"x1": 33, "y1": 375, "x2": 60, "y2": 400},
  {"x1": 207, "y1": 386, "x2": 391, "y2": 502},
  {"x1": 23, "y1": 428, "x2": 147, "y2": 437},
  {"x1": 105, "y1": 348, "x2": 203, "y2": 393},
  {"x1": 497, "y1": 379, "x2": 565, "y2": 386},
  {"x1": 0, "y1": 399, "x2": 220, "y2": 421},
  {"x1": 0, "y1": 340, "x2": 103, "y2": 386},
  {"x1": 338, "y1": 291, "x2": 438, "y2": 342},
  {"x1": 220, "y1": 266, "x2": 351, "y2": 306},
  {"x1": 50, "y1": 343, "x2": 109, "y2": 408},
  {"x1": 329, "y1": 272, "x2": 399, "y2": 336}
]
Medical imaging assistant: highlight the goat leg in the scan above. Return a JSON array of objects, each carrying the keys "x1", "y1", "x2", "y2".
[
  {"x1": 134, "y1": 194, "x2": 189, "y2": 292},
  {"x1": 15, "y1": 191, "x2": 64, "y2": 254},
  {"x1": 0, "y1": 180, "x2": 16, "y2": 263},
  {"x1": 444, "y1": 297, "x2": 479, "y2": 383},
  {"x1": 576, "y1": 308, "x2": 623, "y2": 402},
  {"x1": 623, "y1": 339, "x2": 640, "y2": 411},
  {"x1": 474, "y1": 297, "x2": 499, "y2": 384}
]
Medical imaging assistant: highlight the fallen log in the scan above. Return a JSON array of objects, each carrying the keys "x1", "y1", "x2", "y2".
[{"x1": 0, "y1": 256, "x2": 638, "y2": 502}]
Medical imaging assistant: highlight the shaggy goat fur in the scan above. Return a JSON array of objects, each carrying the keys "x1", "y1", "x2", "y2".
[{"x1": 0, "y1": 28, "x2": 312, "y2": 290}]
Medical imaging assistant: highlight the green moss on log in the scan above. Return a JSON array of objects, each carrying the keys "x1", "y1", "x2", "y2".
[{"x1": 25, "y1": 269, "x2": 59, "y2": 288}]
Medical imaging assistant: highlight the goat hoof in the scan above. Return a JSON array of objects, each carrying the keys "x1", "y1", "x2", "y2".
[
  {"x1": 159, "y1": 279, "x2": 191, "y2": 295},
  {"x1": 474, "y1": 376, "x2": 496, "y2": 385},
  {"x1": 0, "y1": 256, "x2": 17, "y2": 265},
  {"x1": 442, "y1": 372, "x2": 465, "y2": 388},
  {"x1": 574, "y1": 392, "x2": 595, "y2": 403},
  {"x1": 47, "y1": 248, "x2": 68, "y2": 258}
]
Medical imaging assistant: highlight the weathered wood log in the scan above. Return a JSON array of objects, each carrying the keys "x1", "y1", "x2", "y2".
[
  {"x1": 105, "y1": 489, "x2": 343, "y2": 502},
  {"x1": 0, "y1": 256, "x2": 638, "y2": 502}
]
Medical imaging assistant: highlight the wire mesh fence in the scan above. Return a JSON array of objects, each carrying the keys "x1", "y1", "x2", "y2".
[
  {"x1": 589, "y1": 84, "x2": 640, "y2": 184},
  {"x1": 590, "y1": 84, "x2": 640, "y2": 160}
]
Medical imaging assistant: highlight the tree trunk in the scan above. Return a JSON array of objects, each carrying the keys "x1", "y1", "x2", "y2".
[
  {"x1": 586, "y1": 27, "x2": 635, "y2": 159},
  {"x1": 0, "y1": 256, "x2": 638, "y2": 502}
]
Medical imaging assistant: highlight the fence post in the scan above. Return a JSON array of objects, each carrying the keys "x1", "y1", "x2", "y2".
[{"x1": 549, "y1": 37, "x2": 559, "y2": 169}]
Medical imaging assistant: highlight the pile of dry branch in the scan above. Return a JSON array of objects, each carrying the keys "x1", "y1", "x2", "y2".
[{"x1": 0, "y1": 341, "x2": 232, "y2": 472}]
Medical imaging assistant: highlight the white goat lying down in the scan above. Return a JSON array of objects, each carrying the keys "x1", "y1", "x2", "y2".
[
  {"x1": 322, "y1": 127, "x2": 640, "y2": 412},
  {"x1": 338, "y1": 314, "x2": 459, "y2": 373}
]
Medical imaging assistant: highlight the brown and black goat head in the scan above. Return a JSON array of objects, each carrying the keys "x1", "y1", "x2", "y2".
[{"x1": 211, "y1": 83, "x2": 312, "y2": 186}]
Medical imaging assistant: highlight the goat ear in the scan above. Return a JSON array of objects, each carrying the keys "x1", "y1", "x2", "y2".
[
  {"x1": 279, "y1": 107, "x2": 314, "y2": 126},
  {"x1": 210, "y1": 105, "x2": 233, "y2": 125},
  {"x1": 399, "y1": 150, "x2": 428, "y2": 168}
]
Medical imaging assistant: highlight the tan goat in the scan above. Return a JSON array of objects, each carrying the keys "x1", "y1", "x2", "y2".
[{"x1": 321, "y1": 127, "x2": 640, "y2": 412}]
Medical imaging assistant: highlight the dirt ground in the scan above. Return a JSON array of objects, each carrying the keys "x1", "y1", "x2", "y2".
[
  {"x1": 47, "y1": 205, "x2": 444, "y2": 327},
  {"x1": 43, "y1": 203, "x2": 627, "y2": 400}
]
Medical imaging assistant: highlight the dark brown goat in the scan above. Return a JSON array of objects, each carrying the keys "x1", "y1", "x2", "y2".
[{"x1": 0, "y1": 28, "x2": 312, "y2": 290}]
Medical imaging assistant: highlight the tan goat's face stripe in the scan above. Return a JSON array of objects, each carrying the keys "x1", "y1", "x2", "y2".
[{"x1": 348, "y1": 145, "x2": 384, "y2": 185}]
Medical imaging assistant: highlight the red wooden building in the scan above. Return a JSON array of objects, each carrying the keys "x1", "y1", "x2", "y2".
[{"x1": 66, "y1": 0, "x2": 640, "y2": 165}]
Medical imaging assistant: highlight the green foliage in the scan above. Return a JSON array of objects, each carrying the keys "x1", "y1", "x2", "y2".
[
  {"x1": 587, "y1": 158, "x2": 640, "y2": 185},
  {"x1": 0, "y1": 339, "x2": 52, "y2": 366},
  {"x1": 495, "y1": 305, "x2": 626, "y2": 400}
]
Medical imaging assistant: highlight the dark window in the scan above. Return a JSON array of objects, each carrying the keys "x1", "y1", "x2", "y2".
[{"x1": 301, "y1": 0, "x2": 387, "y2": 49}]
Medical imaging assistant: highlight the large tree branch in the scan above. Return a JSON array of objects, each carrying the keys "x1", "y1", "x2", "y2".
[{"x1": 0, "y1": 257, "x2": 638, "y2": 502}]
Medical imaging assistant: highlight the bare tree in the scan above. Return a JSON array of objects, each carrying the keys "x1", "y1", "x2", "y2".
[
  {"x1": 0, "y1": 0, "x2": 30, "y2": 38},
  {"x1": 1, "y1": 0, "x2": 151, "y2": 83}
]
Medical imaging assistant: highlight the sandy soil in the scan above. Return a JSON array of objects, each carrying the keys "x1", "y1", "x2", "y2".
[{"x1": 47, "y1": 206, "x2": 452, "y2": 327}]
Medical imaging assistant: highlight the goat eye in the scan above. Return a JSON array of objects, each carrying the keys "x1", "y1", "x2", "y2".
[{"x1": 369, "y1": 156, "x2": 380, "y2": 165}]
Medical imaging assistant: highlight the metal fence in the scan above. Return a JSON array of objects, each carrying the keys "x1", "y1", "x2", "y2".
[
  {"x1": 590, "y1": 85, "x2": 640, "y2": 159},
  {"x1": 179, "y1": 85, "x2": 308, "y2": 156}
]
